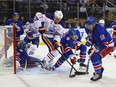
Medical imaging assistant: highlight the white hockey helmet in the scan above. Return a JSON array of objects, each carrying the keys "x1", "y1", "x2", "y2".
[
  {"x1": 54, "y1": 10, "x2": 63, "y2": 19},
  {"x1": 35, "y1": 12, "x2": 43, "y2": 18},
  {"x1": 99, "y1": 19, "x2": 105, "y2": 26}
]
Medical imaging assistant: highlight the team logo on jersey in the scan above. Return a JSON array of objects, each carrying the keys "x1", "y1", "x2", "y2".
[
  {"x1": 100, "y1": 34, "x2": 105, "y2": 40},
  {"x1": 66, "y1": 37, "x2": 70, "y2": 40}
]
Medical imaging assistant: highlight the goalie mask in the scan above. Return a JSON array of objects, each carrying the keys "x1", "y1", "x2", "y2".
[{"x1": 17, "y1": 40, "x2": 26, "y2": 49}]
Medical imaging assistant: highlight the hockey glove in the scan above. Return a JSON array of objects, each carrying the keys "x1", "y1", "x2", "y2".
[
  {"x1": 53, "y1": 40, "x2": 59, "y2": 49},
  {"x1": 74, "y1": 41, "x2": 81, "y2": 50},
  {"x1": 88, "y1": 48, "x2": 94, "y2": 55},
  {"x1": 86, "y1": 36, "x2": 93, "y2": 47},
  {"x1": 88, "y1": 46, "x2": 99, "y2": 56},
  {"x1": 70, "y1": 55, "x2": 77, "y2": 64},
  {"x1": 39, "y1": 27, "x2": 46, "y2": 34}
]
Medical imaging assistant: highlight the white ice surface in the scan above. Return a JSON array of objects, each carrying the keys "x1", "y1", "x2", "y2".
[{"x1": 0, "y1": 45, "x2": 116, "y2": 87}]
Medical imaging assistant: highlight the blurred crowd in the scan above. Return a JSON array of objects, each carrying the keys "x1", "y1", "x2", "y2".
[{"x1": 0, "y1": 0, "x2": 116, "y2": 28}]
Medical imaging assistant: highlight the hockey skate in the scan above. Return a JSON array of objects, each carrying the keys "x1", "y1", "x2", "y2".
[
  {"x1": 77, "y1": 59, "x2": 87, "y2": 68},
  {"x1": 79, "y1": 63, "x2": 87, "y2": 67},
  {"x1": 41, "y1": 60, "x2": 53, "y2": 70},
  {"x1": 90, "y1": 67, "x2": 104, "y2": 81},
  {"x1": 50, "y1": 66, "x2": 56, "y2": 71}
]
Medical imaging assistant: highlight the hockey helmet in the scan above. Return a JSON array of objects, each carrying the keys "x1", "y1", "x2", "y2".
[
  {"x1": 85, "y1": 16, "x2": 96, "y2": 31},
  {"x1": 28, "y1": 19, "x2": 34, "y2": 23},
  {"x1": 68, "y1": 29, "x2": 76, "y2": 36},
  {"x1": 17, "y1": 40, "x2": 27, "y2": 49},
  {"x1": 99, "y1": 19, "x2": 105, "y2": 26},
  {"x1": 85, "y1": 16, "x2": 96, "y2": 25},
  {"x1": 13, "y1": 12, "x2": 19, "y2": 17},
  {"x1": 54, "y1": 10, "x2": 63, "y2": 19},
  {"x1": 68, "y1": 28, "x2": 78, "y2": 40}
]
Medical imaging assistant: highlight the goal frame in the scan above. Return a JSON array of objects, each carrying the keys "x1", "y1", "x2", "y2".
[{"x1": 0, "y1": 25, "x2": 17, "y2": 74}]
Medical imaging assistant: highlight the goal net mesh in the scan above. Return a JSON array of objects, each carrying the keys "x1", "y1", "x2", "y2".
[{"x1": 0, "y1": 26, "x2": 16, "y2": 74}]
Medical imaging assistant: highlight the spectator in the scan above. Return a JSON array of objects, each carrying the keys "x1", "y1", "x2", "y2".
[
  {"x1": 62, "y1": 2, "x2": 70, "y2": 20},
  {"x1": 40, "y1": 2, "x2": 49, "y2": 13},
  {"x1": 20, "y1": 16, "x2": 25, "y2": 24}
]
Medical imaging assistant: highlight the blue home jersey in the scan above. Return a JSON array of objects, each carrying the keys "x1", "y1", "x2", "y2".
[
  {"x1": 85, "y1": 23, "x2": 112, "y2": 50},
  {"x1": 61, "y1": 29, "x2": 81, "y2": 48},
  {"x1": 16, "y1": 46, "x2": 29, "y2": 64},
  {"x1": 4, "y1": 19, "x2": 24, "y2": 38}
]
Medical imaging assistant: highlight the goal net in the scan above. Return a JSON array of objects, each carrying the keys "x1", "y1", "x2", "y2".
[{"x1": 0, "y1": 25, "x2": 16, "y2": 74}]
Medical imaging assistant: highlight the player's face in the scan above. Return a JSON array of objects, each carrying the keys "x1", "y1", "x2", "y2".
[
  {"x1": 54, "y1": 18, "x2": 61, "y2": 24},
  {"x1": 86, "y1": 24, "x2": 95, "y2": 32},
  {"x1": 13, "y1": 16, "x2": 19, "y2": 22},
  {"x1": 70, "y1": 35, "x2": 78, "y2": 41}
]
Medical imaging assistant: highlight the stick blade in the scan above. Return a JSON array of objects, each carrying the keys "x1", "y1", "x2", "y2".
[{"x1": 75, "y1": 71, "x2": 89, "y2": 75}]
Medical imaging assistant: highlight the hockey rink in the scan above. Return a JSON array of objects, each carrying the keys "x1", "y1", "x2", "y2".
[{"x1": 0, "y1": 45, "x2": 116, "y2": 87}]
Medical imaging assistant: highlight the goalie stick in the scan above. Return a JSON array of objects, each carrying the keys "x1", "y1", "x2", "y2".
[{"x1": 56, "y1": 48, "x2": 89, "y2": 78}]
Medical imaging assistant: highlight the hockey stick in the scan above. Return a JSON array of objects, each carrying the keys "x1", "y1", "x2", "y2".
[
  {"x1": 69, "y1": 46, "x2": 78, "y2": 77},
  {"x1": 23, "y1": 59, "x2": 27, "y2": 71},
  {"x1": 56, "y1": 48, "x2": 88, "y2": 77},
  {"x1": 69, "y1": 64, "x2": 76, "y2": 78},
  {"x1": 86, "y1": 58, "x2": 90, "y2": 73}
]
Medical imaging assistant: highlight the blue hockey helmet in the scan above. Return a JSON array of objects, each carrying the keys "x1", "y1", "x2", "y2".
[
  {"x1": 85, "y1": 16, "x2": 96, "y2": 25},
  {"x1": 68, "y1": 28, "x2": 76, "y2": 36},
  {"x1": 28, "y1": 19, "x2": 34, "y2": 23},
  {"x1": 13, "y1": 12, "x2": 19, "y2": 17},
  {"x1": 17, "y1": 40, "x2": 26, "y2": 49},
  {"x1": 68, "y1": 28, "x2": 78, "y2": 40}
]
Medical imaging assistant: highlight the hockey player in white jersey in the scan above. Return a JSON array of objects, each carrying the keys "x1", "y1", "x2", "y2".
[
  {"x1": 34, "y1": 10, "x2": 65, "y2": 69},
  {"x1": 23, "y1": 18, "x2": 40, "y2": 55}
]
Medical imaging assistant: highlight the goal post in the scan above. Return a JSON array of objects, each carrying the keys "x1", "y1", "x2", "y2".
[{"x1": 0, "y1": 25, "x2": 17, "y2": 74}]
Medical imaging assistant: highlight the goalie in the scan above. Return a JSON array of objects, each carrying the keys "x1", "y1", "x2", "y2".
[{"x1": 16, "y1": 40, "x2": 42, "y2": 68}]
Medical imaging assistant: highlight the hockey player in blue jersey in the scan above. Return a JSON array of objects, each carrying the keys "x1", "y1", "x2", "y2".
[
  {"x1": 4, "y1": 12, "x2": 24, "y2": 42},
  {"x1": 0, "y1": 12, "x2": 24, "y2": 59},
  {"x1": 85, "y1": 16, "x2": 114, "y2": 81},
  {"x1": 34, "y1": 10, "x2": 65, "y2": 68},
  {"x1": 110, "y1": 21, "x2": 116, "y2": 50},
  {"x1": 16, "y1": 40, "x2": 41, "y2": 68},
  {"x1": 48, "y1": 29, "x2": 87, "y2": 70},
  {"x1": 23, "y1": 18, "x2": 40, "y2": 55}
]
